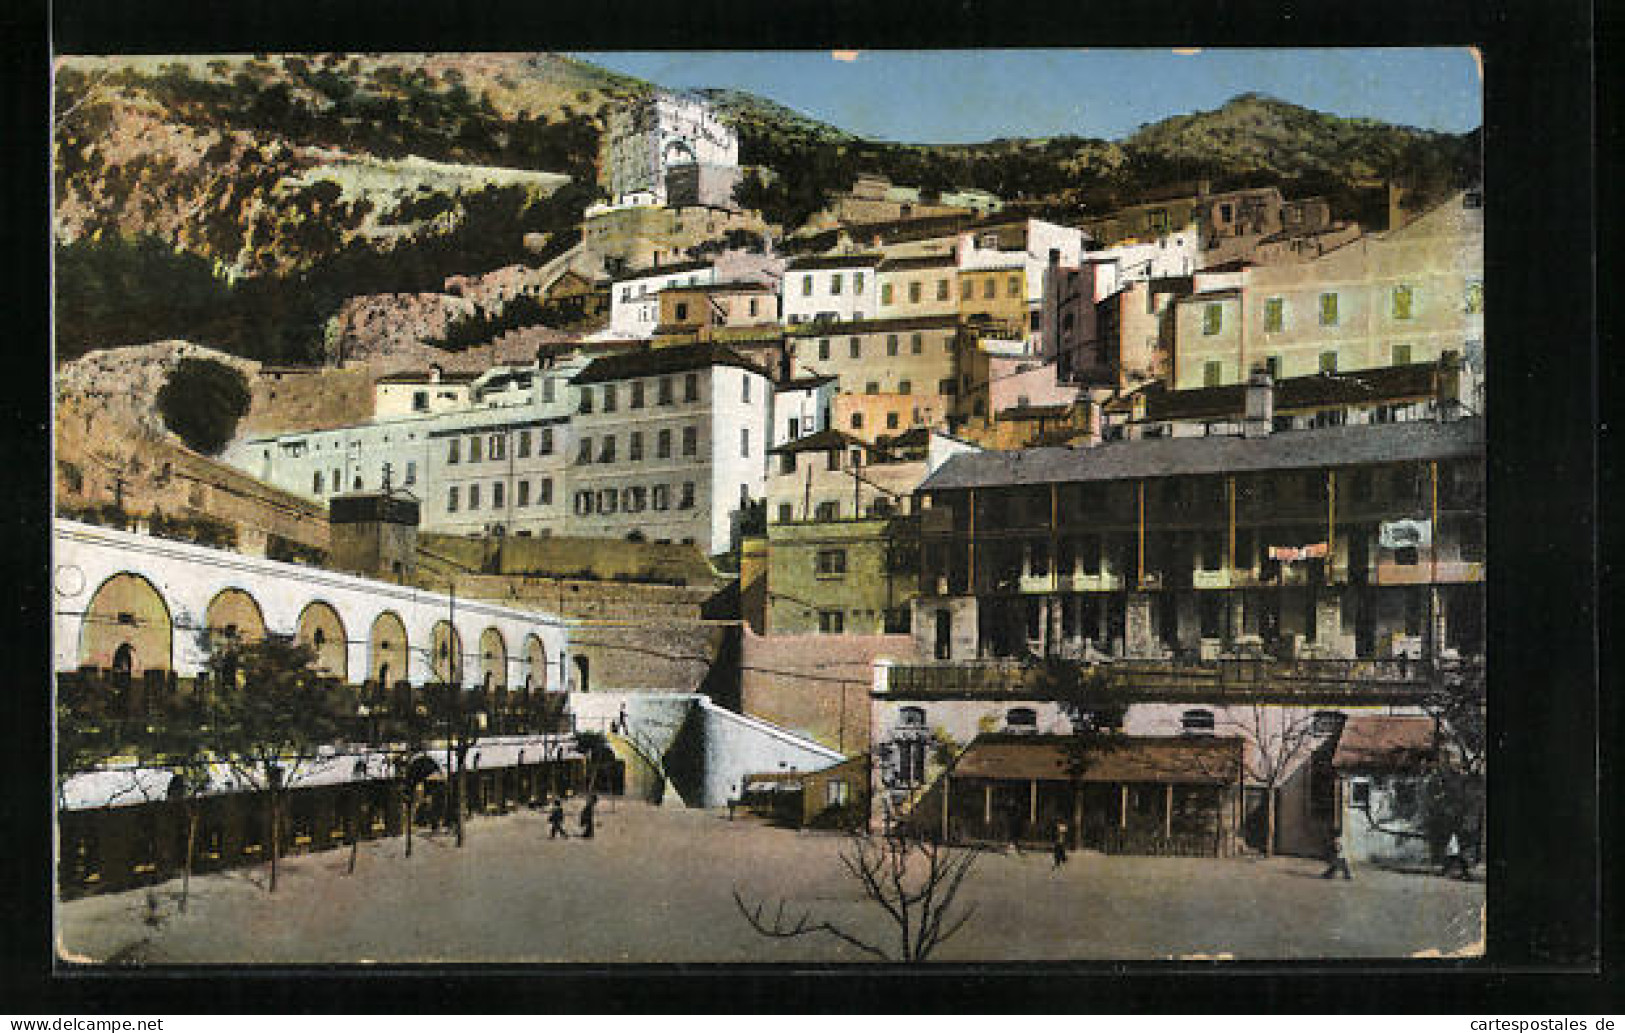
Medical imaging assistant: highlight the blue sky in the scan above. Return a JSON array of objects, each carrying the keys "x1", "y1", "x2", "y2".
[{"x1": 574, "y1": 49, "x2": 1482, "y2": 144}]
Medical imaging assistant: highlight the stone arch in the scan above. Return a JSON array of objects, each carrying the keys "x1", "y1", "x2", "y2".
[
  {"x1": 79, "y1": 572, "x2": 173, "y2": 675},
  {"x1": 430, "y1": 620, "x2": 463, "y2": 686},
  {"x1": 522, "y1": 634, "x2": 547, "y2": 693},
  {"x1": 369, "y1": 611, "x2": 408, "y2": 687},
  {"x1": 296, "y1": 601, "x2": 348, "y2": 681},
  {"x1": 479, "y1": 627, "x2": 507, "y2": 691},
  {"x1": 204, "y1": 588, "x2": 267, "y2": 647}
]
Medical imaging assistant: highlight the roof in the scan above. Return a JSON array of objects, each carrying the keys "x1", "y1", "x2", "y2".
[
  {"x1": 610, "y1": 259, "x2": 712, "y2": 284},
  {"x1": 1114, "y1": 364, "x2": 1441, "y2": 422},
  {"x1": 785, "y1": 254, "x2": 884, "y2": 271},
  {"x1": 950, "y1": 734, "x2": 1243, "y2": 784},
  {"x1": 1183, "y1": 287, "x2": 1243, "y2": 301},
  {"x1": 920, "y1": 416, "x2": 1483, "y2": 491},
  {"x1": 572, "y1": 342, "x2": 764, "y2": 385},
  {"x1": 798, "y1": 313, "x2": 962, "y2": 336},
  {"x1": 776, "y1": 373, "x2": 838, "y2": 391},
  {"x1": 878, "y1": 255, "x2": 960, "y2": 273},
  {"x1": 769, "y1": 427, "x2": 867, "y2": 455},
  {"x1": 375, "y1": 370, "x2": 480, "y2": 384},
  {"x1": 659, "y1": 280, "x2": 776, "y2": 295},
  {"x1": 995, "y1": 403, "x2": 1074, "y2": 423},
  {"x1": 1331, "y1": 716, "x2": 1437, "y2": 772}
]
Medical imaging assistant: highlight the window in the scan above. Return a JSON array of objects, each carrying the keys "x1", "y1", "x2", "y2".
[
  {"x1": 492, "y1": 481, "x2": 505, "y2": 509},
  {"x1": 818, "y1": 610, "x2": 845, "y2": 634},
  {"x1": 517, "y1": 480, "x2": 530, "y2": 507},
  {"x1": 626, "y1": 486, "x2": 647, "y2": 512},
  {"x1": 518, "y1": 429, "x2": 532, "y2": 458},
  {"x1": 1204, "y1": 360, "x2": 1223, "y2": 387},
  {"x1": 1350, "y1": 779, "x2": 1371, "y2": 809},
  {"x1": 405, "y1": 461, "x2": 416, "y2": 486},
  {"x1": 684, "y1": 373, "x2": 699, "y2": 402},
  {"x1": 631, "y1": 381, "x2": 645, "y2": 408},
  {"x1": 579, "y1": 388, "x2": 594, "y2": 414},
  {"x1": 911, "y1": 333, "x2": 923, "y2": 354},
  {"x1": 599, "y1": 436, "x2": 616, "y2": 463},
  {"x1": 629, "y1": 432, "x2": 644, "y2": 461},
  {"x1": 603, "y1": 384, "x2": 618, "y2": 413},
  {"x1": 539, "y1": 428, "x2": 554, "y2": 455},
  {"x1": 741, "y1": 428, "x2": 750, "y2": 458},
  {"x1": 574, "y1": 491, "x2": 593, "y2": 516},
  {"x1": 818, "y1": 339, "x2": 831, "y2": 361},
  {"x1": 1030, "y1": 310, "x2": 1041, "y2": 331},
  {"x1": 1181, "y1": 709, "x2": 1215, "y2": 734},
  {"x1": 1392, "y1": 284, "x2": 1414, "y2": 320},
  {"x1": 939, "y1": 378, "x2": 956, "y2": 396},
  {"x1": 652, "y1": 484, "x2": 670, "y2": 510},
  {"x1": 749, "y1": 298, "x2": 759, "y2": 317},
  {"x1": 886, "y1": 334, "x2": 899, "y2": 356},
  {"x1": 816, "y1": 549, "x2": 847, "y2": 576},
  {"x1": 1007, "y1": 275, "x2": 1021, "y2": 298},
  {"x1": 830, "y1": 273, "x2": 843, "y2": 295},
  {"x1": 1264, "y1": 297, "x2": 1284, "y2": 332},
  {"x1": 898, "y1": 379, "x2": 912, "y2": 395},
  {"x1": 489, "y1": 434, "x2": 505, "y2": 460},
  {"x1": 598, "y1": 489, "x2": 618, "y2": 514},
  {"x1": 313, "y1": 471, "x2": 324, "y2": 494},
  {"x1": 658, "y1": 377, "x2": 674, "y2": 405},
  {"x1": 1265, "y1": 355, "x2": 1282, "y2": 380},
  {"x1": 657, "y1": 429, "x2": 673, "y2": 459},
  {"x1": 850, "y1": 412, "x2": 864, "y2": 430},
  {"x1": 983, "y1": 277, "x2": 996, "y2": 300},
  {"x1": 742, "y1": 374, "x2": 751, "y2": 403},
  {"x1": 1465, "y1": 280, "x2": 1484, "y2": 314},
  {"x1": 886, "y1": 412, "x2": 900, "y2": 430},
  {"x1": 469, "y1": 436, "x2": 482, "y2": 463},
  {"x1": 937, "y1": 279, "x2": 950, "y2": 301},
  {"x1": 853, "y1": 272, "x2": 865, "y2": 294},
  {"x1": 577, "y1": 437, "x2": 593, "y2": 464},
  {"x1": 1319, "y1": 351, "x2": 1339, "y2": 374},
  {"x1": 825, "y1": 779, "x2": 850, "y2": 808},
  {"x1": 542, "y1": 378, "x2": 556, "y2": 403},
  {"x1": 1006, "y1": 707, "x2": 1038, "y2": 732},
  {"x1": 448, "y1": 439, "x2": 461, "y2": 464},
  {"x1": 539, "y1": 478, "x2": 553, "y2": 506},
  {"x1": 881, "y1": 283, "x2": 893, "y2": 305},
  {"x1": 1202, "y1": 303, "x2": 1223, "y2": 335},
  {"x1": 1319, "y1": 292, "x2": 1340, "y2": 326},
  {"x1": 801, "y1": 274, "x2": 813, "y2": 297},
  {"x1": 1392, "y1": 343, "x2": 1413, "y2": 365},
  {"x1": 678, "y1": 482, "x2": 695, "y2": 509},
  {"x1": 865, "y1": 381, "x2": 879, "y2": 395},
  {"x1": 899, "y1": 705, "x2": 926, "y2": 728},
  {"x1": 815, "y1": 500, "x2": 840, "y2": 521},
  {"x1": 1312, "y1": 711, "x2": 1345, "y2": 736},
  {"x1": 413, "y1": 390, "x2": 429, "y2": 412},
  {"x1": 682, "y1": 426, "x2": 698, "y2": 456},
  {"x1": 908, "y1": 281, "x2": 922, "y2": 304},
  {"x1": 674, "y1": 302, "x2": 689, "y2": 321},
  {"x1": 849, "y1": 337, "x2": 861, "y2": 359},
  {"x1": 777, "y1": 503, "x2": 794, "y2": 523}
]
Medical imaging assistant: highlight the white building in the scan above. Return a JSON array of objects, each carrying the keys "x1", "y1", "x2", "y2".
[
  {"x1": 568, "y1": 342, "x2": 774, "y2": 554},
  {"x1": 771, "y1": 374, "x2": 838, "y2": 448},
  {"x1": 608, "y1": 260, "x2": 716, "y2": 339},
  {"x1": 956, "y1": 219, "x2": 1089, "y2": 352},
  {"x1": 604, "y1": 92, "x2": 739, "y2": 207},
  {"x1": 781, "y1": 254, "x2": 883, "y2": 325}
]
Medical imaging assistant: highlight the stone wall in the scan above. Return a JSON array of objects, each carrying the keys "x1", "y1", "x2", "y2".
[
  {"x1": 241, "y1": 365, "x2": 377, "y2": 435},
  {"x1": 739, "y1": 629, "x2": 922, "y2": 754}
]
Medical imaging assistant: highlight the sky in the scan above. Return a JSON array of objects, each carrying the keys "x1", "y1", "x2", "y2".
[{"x1": 573, "y1": 49, "x2": 1482, "y2": 145}]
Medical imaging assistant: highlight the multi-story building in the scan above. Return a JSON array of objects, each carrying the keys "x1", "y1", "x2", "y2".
[
  {"x1": 875, "y1": 256, "x2": 961, "y2": 320},
  {"x1": 603, "y1": 91, "x2": 739, "y2": 207},
  {"x1": 373, "y1": 366, "x2": 480, "y2": 418},
  {"x1": 909, "y1": 411, "x2": 1484, "y2": 666},
  {"x1": 785, "y1": 314, "x2": 965, "y2": 441},
  {"x1": 1171, "y1": 192, "x2": 1483, "y2": 390},
  {"x1": 568, "y1": 342, "x2": 774, "y2": 554},
  {"x1": 607, "y1": 260, "x2": 715, "y2": 339},
  {"x1": 764, "y1": 430, "x2": 927, "y2": 636},
  {"x1": 955, "y1": 218, "x2": 1089, "y2": 353},
  {"x1": 654, "y1": 281, "x2": 780, "y2": 341},
  {"x1": 770, "y1": 374, "x2": 837, "y2": 447},
  {"x1": 781, "y1": 254, "x2": 883, "y2": 325}
]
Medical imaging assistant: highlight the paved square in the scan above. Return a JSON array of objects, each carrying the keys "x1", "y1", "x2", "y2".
[{"x1": 59, "y1": 800, "x2": 1484, "y2": 963}]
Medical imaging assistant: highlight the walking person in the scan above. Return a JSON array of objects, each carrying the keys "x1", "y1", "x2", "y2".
[
  {"x1": 579, "y1": 793, "x2": 598, "y2": 840},
  {"x1": 1440, "y1": 831, "x2": 1471, "y2": 880},
  {"x1": 1051, "y1": 821, "x2": 1069, "y2": 869},
  {"x1": 548, "y1": 797, "x2": 568, "y2": 840},
  {"x1": 1320, "y1": 832, "x2": 1353, "y2": 880}
]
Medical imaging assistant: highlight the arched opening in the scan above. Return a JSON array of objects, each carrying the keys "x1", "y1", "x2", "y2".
[
  {"x1": 572, "y1": 654, "x2": 590, "y2": 693},
  {"x1": 478, "y1": 627, "x2": 507, "y2": 691},
  {"x1": 110, "y1": 643, "x2": 134, "y2": 690},
  {"x1": 523, "y1": 634, "x2": 547, "y2": 697},
  {"x1": 369, "y1": 612, "x2": 408, "y2": 689},
  {"x1": 297, "y1": 601, "x2": 348, "y2": 681},
  {"x1": 79, "y1": 572, "x2": 173, "y2": 677},
  {"x1": 205, "y1": 588, "x2": 267, "y2": 648},
  {"x1": 431, "y1": 620, "x2": 463, "y2": 686}
]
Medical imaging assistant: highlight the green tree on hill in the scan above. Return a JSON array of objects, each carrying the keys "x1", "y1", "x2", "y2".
[{"x1": 155, "y1": 357, "x2": 251, "y2": 455}]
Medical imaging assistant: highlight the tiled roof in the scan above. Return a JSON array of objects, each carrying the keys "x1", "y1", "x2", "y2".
[
  {"x1": 1331, "y1": 715, "x2": 1437, "y2": 772},
  {"x1": 571, "y1": 342, "x2": 762, "y2": 385},
  {"x1": 920, "y1": 416, "x2": 1483, "y2": 491},
  {"x1": 769, "y1": 427, "x2": 867, "y2": 455},
  {"x1": 798, "y1": 313, "x2": 963, "y2": 335},
  {"x1": 785, "y1": 254, "x2": 884, "y2": 271},
  {"x1": 776, "y1": 373, "x2": 838, "y2": 391},
  {"x1": 1113, "y1": 364, "x2": 1440, "y2": 421},
  {"x1": 951, "y1": 734, "x2": 1244, "y2": 784},
  {"x1": 609, "y1": 259, "x2": 712, "y2": 285},
  {"x1": 658, "y1": 280, "x2": 776, "y2": 294},
  {"x1": 878, "y1": 255, "x2": 960, "y2": 273}
]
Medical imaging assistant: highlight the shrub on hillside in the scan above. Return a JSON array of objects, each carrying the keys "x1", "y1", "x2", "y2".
[{"x1": 155, "y1": 358, "x2": 251, "y2": 455}]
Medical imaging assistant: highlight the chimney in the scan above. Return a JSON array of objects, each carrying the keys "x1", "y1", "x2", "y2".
[
  {"x1": 1243, "y1": 364, "x2": 1274, "y2": 438},
  {"x1": 1436, "y1": 349, "x2": 1465, "y2": 422},
  {"x1": 428, "y1": 363, "x2": 443, "y2": 384}
]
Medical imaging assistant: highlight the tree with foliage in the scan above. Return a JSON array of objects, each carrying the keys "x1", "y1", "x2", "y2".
[
  {"x1": 199, "y1": 632, "x2": 340, "y2": 892},
  {"x1": 734, "y1": 827, "x2": 979, "y2": 962},
  {"x1": 155, "y1": 357, "x2": 251, "y2": 455}
]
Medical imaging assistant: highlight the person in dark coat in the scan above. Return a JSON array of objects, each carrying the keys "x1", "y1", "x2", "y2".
[
  {"x1": 1052, "y1": 822, "x2": 1069, "y2": 869},
  {"x1": 1320, "y1": 833, "x2": 1353, "y2": 880},
  {"x1": 579, "y1": 793, "x2": 598, "y2": 839},
  {"x1": 548, "y1": 798, "x2": 568, "y2": 839}
]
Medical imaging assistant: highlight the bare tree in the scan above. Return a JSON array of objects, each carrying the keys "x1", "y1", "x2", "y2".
[
  {"x1": 1216, "y1": 704, "x2": 1321, "y2": 856},
  {"x1": 734, "y1": 829, "x2": 980, "y2": 962}
]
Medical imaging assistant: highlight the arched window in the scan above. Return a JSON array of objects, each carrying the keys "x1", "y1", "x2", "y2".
[{"x1": 1181, "y1": 709, "x2": 1215, "y2": 735}]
